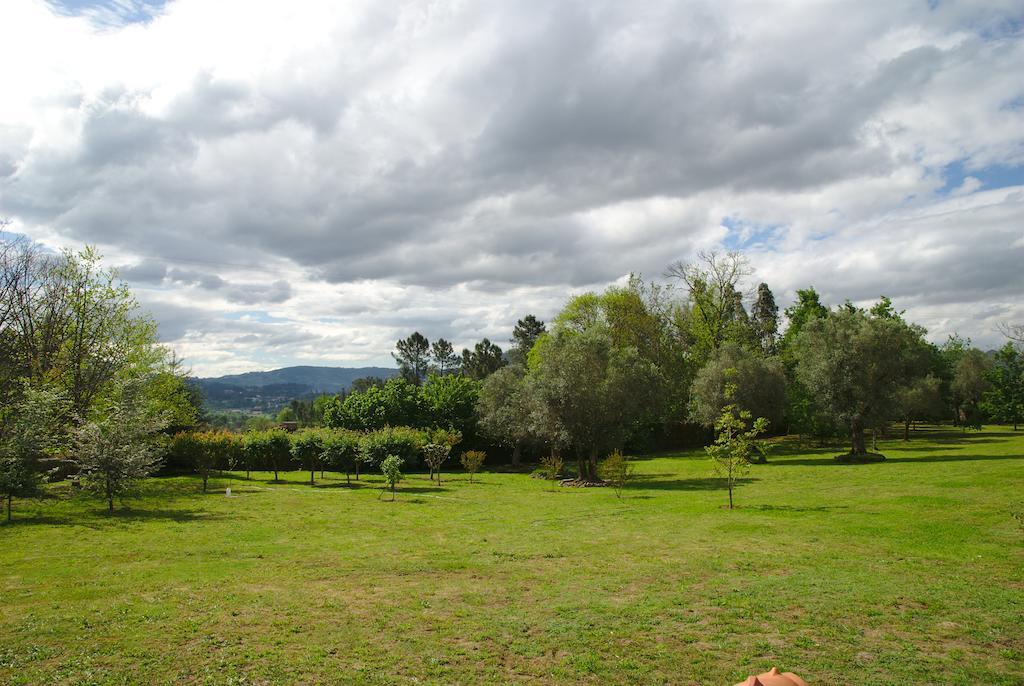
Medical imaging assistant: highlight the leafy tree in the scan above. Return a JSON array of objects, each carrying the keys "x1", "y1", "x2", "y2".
[
  {"x1": 598, "y1": 450, "x2": 633, "y2": 499},
  {"x1": 74, "y1": 380, "x2": 169, "y2": 512},
  {"x1": 509, "y1": 315, "x2": 546, "y2": 366},
  {"x1": 244, "y1": 429, "x2": 291, "y2": 481},
  {"x1": 422, "y1": 443, "x2": 451, "y2": 484},
  {"x1": 780, "y1": 287, "x2": 828, "y2": 352},
  {"x1": 750, "y1": 283, "x2": 779, "y2": 356},
  {"x1": 951, "y1": 348, "x2": 992, "y2": 429},
  {"x1": 477, "y1": 366, "x2": 533, "y2": 466},
  {"x1": 794, "y1": 305, "x2": 930, "y2": 456},
  {"x1": 325, "y1": 377, "x2": 424, "y2": 430},
  {"x1": 529, "y1": 326, "x2": 660, "y2": 482},
  {"x1": 460, "y1": 450, "x2": 486, "y2": 482},
  {"x1": 245, "y1": 415, "x2": 275, "y2": 432},
  {"x1": 666, "y1": 251, "x2": 753, "y2": 361},
  {"x1": 393, "y1": 332, "x2": 430, "y2": 385},
  {"x1": 421, "y1": 373, "x2": 479, "y2": 438},
  {"x1": 689, "y1": 343, "x2": 787, "y2": 430},
  {"x1": 350, "y1": 376, "x2": 387, "y2": 394},
  {"x1": 0, "y1": 383, "x2": 68, "y2": 521},
  {"x1": 984, "y1": 343, "x2": 1024, "y2": 430},
  {"x1": 430, "y1": 338, "x2": 460, "y2": 375},
  {"x1": 276, "y1": 406, "x2": 297, "y2": 423},
  {"x1": 321, "y1": 429, "x2": 361, "y2": 484},
  {"x1": 705, "y1": 396, "x2": 768, "y2": 510},
  {"x1": 379, "y1": 455, "x2": 403, "y2": 501},
  {"x1": 290, "y1": 428, "x2": 325, "y2": 484},
  {"x1": 540, "y1": 453, "x2": 564, "y2": 490},
  {"x1": 894, "y1": 374, "x2": 944, "y2": 440},
  {"x1": 358, "y1": 426, "x2": 427, "y2": 470},
  {"x1": 461, "y1": 338, "x2": 506, "y2": 380}
]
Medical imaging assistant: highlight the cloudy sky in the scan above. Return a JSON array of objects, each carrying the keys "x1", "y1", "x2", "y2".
[{"x1": 1, "y1": 0, "x2": 1022, "y2": 376}]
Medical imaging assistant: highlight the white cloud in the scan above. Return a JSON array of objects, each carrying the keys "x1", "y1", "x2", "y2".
[{"x1": 1, "y1": 0, "x2": 1022, "y2": 374}]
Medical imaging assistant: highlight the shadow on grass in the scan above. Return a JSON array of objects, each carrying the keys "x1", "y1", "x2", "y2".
[
  {"x1": 5, "y1": 507, "x2": 231, "y2": 529},
  {"x1": 768, "y1": 452, "x2": 1023, "y2": 466},
  {"x1": 745, "y1": 504, "x2": 852, "y2": 513},
  {"x1": 632, "y1": 475, "x2": 757, "y2": 491}
]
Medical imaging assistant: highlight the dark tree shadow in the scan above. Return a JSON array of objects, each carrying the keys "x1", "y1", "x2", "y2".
[
  {"x1": 5, "y1": 507, "x2": 232, "y2": 528},
  {"x1": 632, "y1": 475, "x2": 757, "y2": 491}
]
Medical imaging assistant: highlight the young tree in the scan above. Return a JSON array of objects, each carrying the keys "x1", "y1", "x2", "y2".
[
  {"x1": 290, "y1": 429, "x2": 325, "y2": 484},
  {"x1": 598, "y1": 450, "x2": 633, "y2": 499},
  {"x1": 0, "y1": 384, "x2": 68, "y2": 521},
  {"x1": 430, "y1": 338, "x2": 460, "y2": 375},
  {"x1": 509, "y1": 315, "x2": 546, "y2": 366},
  {"x1": 795, "y1": 305, "x2": 930, "y2": 456},
  {"x1": 984, "y1": 343, "x2": 1024, "y2": 430},
  {"x1": 74, "y1": 380, "x2": 169, "y2": 512},
  {"x1": 244, "y1": 430, "x2": 292, "y2": 481},
  {"x1": 393, "y1": 332, "x2": 431, "y2": 385},
  {"x1": 705, "y1": 396, "x2": 768, "y2": 510},
  {"x1": 540, "y1": 452, "x2": 564, "y2": 490},
  {"x1": 460, "y1": 450, "x2": 486, "y2": 482},
  {"x1": 379, "y1": 455, "x2": 403, "y2": 501},
  {"x1": 951, "y1": 348, "x2": 992, "y2": 429},
  {"x1": 321, "y1": 429, "x2": 360, "y2": 484},
  {"x1": 460, "y1": 339, "x2": 506, "y2": 380},
  {"x1": 750, "y1": 283, "x2": 779, "y2": 356},
  {"x1": 421, "y1": 443, "x2": 451, "y2": 485}
]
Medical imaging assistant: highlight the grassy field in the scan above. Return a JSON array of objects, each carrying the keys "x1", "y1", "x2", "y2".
[{"x1": 2, "y1": 427, "x2": 1022, "y2": 685}]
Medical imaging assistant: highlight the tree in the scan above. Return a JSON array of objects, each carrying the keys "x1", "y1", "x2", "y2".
[
  {"x1": 324, "y1": 377, "x2": 424, "y2": 431},
  {"x1": 984, "y1": 343, "x2": 1024, "y2": 430},
  {"x1": 598, "y1": 450, "x2": 633, "y2": 499},
  {"x1": 794, "y1": 305, "x2": 930, "y2": 456},
  {"x1": 750, "y1": 283, "x2": 779, "y2": 356},
  {"x1": 460, "y1": 450, "x2": 486, "y2": 482},
  {"x1": 780, "y1": 287, "x2": 828, "y2": 353},
  {"x1": 244, "y1": 430, "x2": 291, "y2": 481},
  {"x1": 379, "y1": 455, "x2": 403, "y2": 501},
  {"x1": 509, "y1": 315, "x2": 546, "y2": 366},
  {"x1": 290, "y1": 429, "x2": 325, "y2": 484},
  {"x1": 705, "y1": 395, "x2": 768, "y2": 510},
  {"x1": 666, "y1": 251, "x2": 753, "y2": 361},
  {"x1": 74, "y1": 380, "x2": 169, "y2": 512},
  {"x1": 322, "y1": 429, "x2": 361, "y2": 484},
  {"x1": 0, "y1": 383, "x2": 68, "y2": 521},
  {"x1": 422, "y1": 443, "x2": 452, "y2": 484},
  {"x1": 529, "y1": 327, "x2": 660, "y2": 482},
  {"x1": 430, "y1": 338, "x2": 460, "y2": 375},
  {"x1": 461, "y1": 338, "x2": 506, "y2": 380},
  {"x1": 689, "y1": 343, "x2": 787, "y2": 430},
  {"x1": 393, "y1": 332, "x2": 431, "y2": 385},
  {"x1": 421, "y1": 373, "x2": 479, "y2": 439},
  {"x1": 540, "y1": 453, "x2": 564, "y2": 490},
  {"x1": 951, "y1": 348, "x2": 992, "y2": 429},
  {"x1": 894, "y1": 375, "x2": 944, "y2": 440},
  {"x1": 276, "y1": 406, "x2": 297, "y2": 423},
  {"x1": 477, "y1": 366, "x2": 533, "y2": 467}
]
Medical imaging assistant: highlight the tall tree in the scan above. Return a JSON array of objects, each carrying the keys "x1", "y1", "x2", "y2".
[
  {"x1": 951, "y1": 348, "x2": 992, "y2": 429},
  {"x1": 984, "y1": 343, "x2": 1024, "y2": 430},
  {"x1": 750, "y1": 283, "x2": 779, "y2": 356},
  {"x1": 894, "y1": 374, "x2": 944, "y2": 440},
  {"x1": 780, "y1": 287, "x2": 828, "y2": 352},
  {"x1": 393, "y1": 332, "x2": 430, "y2": 385},
  {"x1": 508, "y1": 315, "x2": 546, "y2": 366},
  {"x1": 794, "y1": 304, "x2": 931, "y2": 456},
  {"x1": 690, "y1": 342, "x2": 787, "y2": 430},
  {"x1": 429, "y1": 338, "x2": 460, "y2": 375},
  {"x1": 666, "y1": 251, "x2": 753, "y2": 361},
  {"x1": 477, "y1": 366, "x2": 533, "y2": 466},
  {"x1": 461, "y1": 338, "x2": 506, "y2": 380}
]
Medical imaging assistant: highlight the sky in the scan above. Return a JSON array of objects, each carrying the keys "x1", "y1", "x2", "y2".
[{"x1": 1, "y1": 0, "x2": 1022, "y2": 377}]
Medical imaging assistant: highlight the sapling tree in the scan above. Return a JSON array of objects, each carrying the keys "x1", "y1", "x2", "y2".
[
  {"x1": 460, "y1": 450, "x2": 486, "y2": 482},
  {"x1": 705, "y1": 386, "x2": 768, "y2": 510},
  {"x1": 540, "y1": 452, "x2": 564, "y2": 491},
  {"x1": 422, "y1": 443, "x2": 451, "y2": 485},
  {"x1": 244, "y1": 430, "x2": 291, "y2": 481},
  {"x1": 322, "y1": 430, "x2": 360, "y2": 484},
  {"x1": 290, "y1": 429, "x2": 325, "y2": 484},
  {"x1": 598, "y1": 450, "x2": 633, "y2": 499},
  {"x1": 380, "y1": 454, "x2": 403, "y2": 501}
]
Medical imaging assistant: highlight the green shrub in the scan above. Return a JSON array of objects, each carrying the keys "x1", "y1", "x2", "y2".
[
  {"x1": 290, "y1": 428, "x2": 325, "y2": 484},
  {"x1": 422, "y1": 443, "x2": 451, "y2": 484},
  {"x1": 358, "y1": 426, "x2": 427, "y2": 469},
  {"x1": 379, "y1": 454, "x2": 403, "y2": 501},
  {"x1": 321, "y1": 429, "x2": 362, "y2": 483},
  {"x1": 460, "y1": 450, "x2": 486, "y2": 482},
  {"x1": 244, "y1": 429, "x2": 292, "y2": 481}
]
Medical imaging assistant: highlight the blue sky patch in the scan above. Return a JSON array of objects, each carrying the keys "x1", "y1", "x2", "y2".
[
  {"x1": 938, "y1": 159, "x2": 1024, "y2": 195},
  {"x1": 721, "y1": 216, "x2": 783, "y2": 251},
  {"x1": 48, "y1": 0, "x2": 167, "y2": 26}
]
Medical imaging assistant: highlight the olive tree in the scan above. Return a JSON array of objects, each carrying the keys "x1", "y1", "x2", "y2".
[
  {"x1": 794, "y1": 306, "x2": 930, "y2": 457},
  {"x1": 689, "y1": 342, "x2": 787, "y2": 429}
]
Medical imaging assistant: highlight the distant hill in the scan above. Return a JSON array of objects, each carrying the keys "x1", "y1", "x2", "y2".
[{"x1": 191, "y1": 366, "x2": 399, "y2": 413}]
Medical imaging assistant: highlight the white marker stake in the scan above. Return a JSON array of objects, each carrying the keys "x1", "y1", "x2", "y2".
[{"x1": 226, "y1": 487, "x2": 232, "y2": 497}]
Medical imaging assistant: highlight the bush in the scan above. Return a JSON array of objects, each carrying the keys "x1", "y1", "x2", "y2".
[
  {"x1": 422, "y1": 443, "x2": 451, "y2": 484},
  {"x1": 321, "y1": 429, "x2": 362, "y2": 483},
  {"x1": 358, "y1": 426, "x2": 427, "y2": 469},
  {"x1": 380, "y1": 454, "x2": 403, "y2": 501},
  {"x1": 460, "y1": 450, "x2": 486, "y2": 482},
  {"x1": 290, "y1": 428, "x2": 325, "y2": 484},
  {"x1": 598, "y1": 450, "x2": 633, "y2": 498},
  {"x1": 244, "y1": 429, "x2": 292, "y2": 481}
]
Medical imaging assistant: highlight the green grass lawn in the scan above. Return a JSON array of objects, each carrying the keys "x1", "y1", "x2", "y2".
[{"x1": 2, "y1": 427, "x2": 1023, "y2": 685}]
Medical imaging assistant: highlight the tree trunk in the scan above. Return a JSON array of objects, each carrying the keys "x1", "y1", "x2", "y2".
[
  {"x1": 202, "y1": 473, "x2": 208, "y2": 492},
  {"x1": 274, "y1": 469, "x2": 279, "y2": 482},
  {"x1": 107, "y1": 477, "x2": 114, "y2": 512},
  {"x1": 355, "y1": 461, "x2": 360, "y2": 481},
  {"x1": 6, "y1": 495, "x2": 11, "y2": 522},
  {"x1": 588, "y1": 448, "x2": 599, "y2": 483},
  {"x1": 310, "y1": 469, "x2": 315, "y2": 485},
  {"x1": 851, "y1": 417, "x2": 867, "y2": 455},
  {"x1": 512, "y1": 441, "x2": 521, "y2": 468},
  {"x1": 728, "y1": 482, "x2": 733, "y2": 510},
  {"x1": 904, "y1": 420, "x2": 910, "y2": 442}
]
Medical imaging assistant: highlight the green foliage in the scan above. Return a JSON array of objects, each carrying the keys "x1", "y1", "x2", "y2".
[
  {"x1": 689, "y1": 343, "x2": 787, "y2": 429},
  {"x1": 0, "y1": 383, "x2": 69, "y2": 521},
  {"x1": 704, "y1": 394, "x2": 768, "y2": 510},
  {"x1": 171, "y1": 430, "x2": 240, "y2": 491},
  {"x1": 421, "y1": 443, "x2": 452, "y2": 483},
  {"x1": 325, "y1": 377, "x2": 424, "y2": 430},
  {"x1": 276, "y1": 406, "x2": 297, "y2": 423},
  {"x1": 477, "y1": 365, "x2": 533, "y2": 465},
  {"x1": 509, "y1": 315, "x2": 546, "y2": 367},
  {"x1": 379, "y1": 454, "x2": 403, "y2": 500},
  {"x1": 75, "y1": 380, "x2": 169, "y2": 512},
  {"x1": 393, "y1": 332, "x2": 431, "y2": 385},
  {"x1": 460, "y1": 450, "x2": 486, "y2": 482},
  {"x1": 358, "y1": 426, "x2": 427, "y2": 469},
  {"x1": 984, "y1": 343, "x2": 1024, "y2": 430},
  {"x1": 243, "y1": 429, "x2": 292, "y2": 481},
  {"x1": 290, "y1": 428, "x2": 325, "y2": 483},
  {"x1": 430, "y1": 338, "x2": 460, "y2": 375},
  {"x1": 597, "y1": 450, "x2": 633, "y2": 498},
  {"x1": 422, "y1": 373, "x2": 479, "y2": 438},
  {"x1": 895, "y1": 374, "x2": 945, "y2": 439},
  {"x1": 539, "y1": 453, "x2": 564, "y2": 490},
  {"x1": 321, "y1": 429, "x2": 362, "y2": 483},
  {"x1": 461, "y1": 338, "x2": 506, "y2": 380}
]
